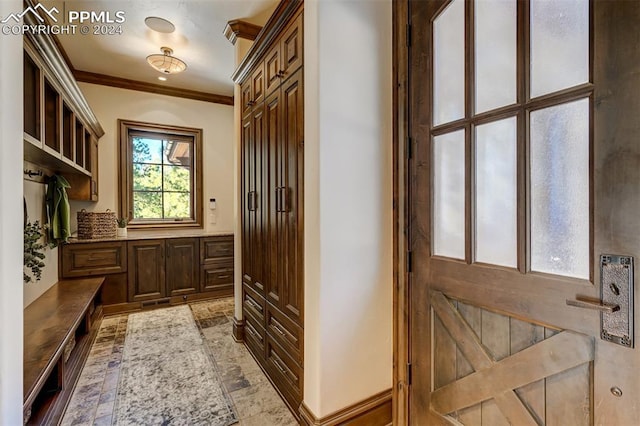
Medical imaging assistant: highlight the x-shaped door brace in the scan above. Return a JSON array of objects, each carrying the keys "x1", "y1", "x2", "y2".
[{"x1": 430, "y1": 291, "x2": 594, "y2": 425}]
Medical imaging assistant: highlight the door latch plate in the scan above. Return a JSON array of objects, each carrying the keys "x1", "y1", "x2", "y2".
[{"x1": 600, "y1": 255, "x2": 634, "y2": 348}]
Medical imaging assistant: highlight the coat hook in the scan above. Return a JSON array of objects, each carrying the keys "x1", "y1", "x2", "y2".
[{"x1": 24, "y1": 169, "x2": 43, "y2": 178}]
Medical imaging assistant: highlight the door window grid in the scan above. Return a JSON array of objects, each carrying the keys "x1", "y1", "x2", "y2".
[{"x1": 430, "y1": 0, "x2": 592, "y2": 280}]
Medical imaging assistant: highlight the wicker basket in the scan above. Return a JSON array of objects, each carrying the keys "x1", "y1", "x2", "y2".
[{"x1": 77, "y1": 209, "x2": 117, "y2": 239}]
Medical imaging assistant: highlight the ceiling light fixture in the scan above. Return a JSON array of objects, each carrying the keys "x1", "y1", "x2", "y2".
[
  {"x1": 144, "y1": 16, "x2": 175, "y2": 33},
  {"x1": 146, "y1": 47, "x2": 187, "y2": 75}
]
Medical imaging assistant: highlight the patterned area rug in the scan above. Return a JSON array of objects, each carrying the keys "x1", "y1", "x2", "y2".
[{"x1": 112, "y1": 305, "x2": 238, "y2": 426}]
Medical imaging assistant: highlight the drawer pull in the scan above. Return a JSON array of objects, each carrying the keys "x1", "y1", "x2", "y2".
[
  {"x1": 217, "y1": 274, "x2": 231, "y2": 280},
  {"x1": 245, "y1": 298, "x2": 262, "y2": 313},
  {"x1": 246, "y1": 325, "x2": 261, "y2": 342},
  {"x1": 273, "y1": 358, "x2": 287, "y2": 374},
  {"x1": 272, "y1": 324, "x2": 286, "y2": 337}
]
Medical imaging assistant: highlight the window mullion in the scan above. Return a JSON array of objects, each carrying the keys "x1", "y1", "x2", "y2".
[{"x1": 465, "y1": 0, "x2": 474, "y2": 265}]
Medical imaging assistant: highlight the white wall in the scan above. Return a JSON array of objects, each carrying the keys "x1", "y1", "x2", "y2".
[
  {"x1": 304, "y1": 0, "x2": 393, "y2": 417},
  {"x1": 73, "y1": 83, "x2": 235, "y2": 233},
  {"x1": 23, "y1": 181, "x2": 59, "y2": 307},
  {"x1": 0, "y1": 0, "x2": 25, "y2": 421}
]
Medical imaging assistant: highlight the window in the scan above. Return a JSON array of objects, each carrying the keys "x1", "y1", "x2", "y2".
[
  {"x1": 119, "y1": 120, "x2": 203, "y2": 228},
  {"x1": 431, "y1": 0, "x2": 591, "y2": 279}
]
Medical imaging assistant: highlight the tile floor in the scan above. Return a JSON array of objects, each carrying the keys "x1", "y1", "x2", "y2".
[{"x1": 60, "y1": 298, "x2": 298, "y2": 426}]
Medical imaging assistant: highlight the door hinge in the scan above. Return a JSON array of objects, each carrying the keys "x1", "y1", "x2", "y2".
[
  {"x1": 407, "y1": 137, "x2": 413, "y2": 160},
  {"x1": 407, "y1": 362, "x2": 412, "y2": 385},
  {"x1": 407, "y1": 250, "x2": 413, "y2": 273},
  {"x1": 406, "y1": 24, "x2": 412, "y2": 47}
]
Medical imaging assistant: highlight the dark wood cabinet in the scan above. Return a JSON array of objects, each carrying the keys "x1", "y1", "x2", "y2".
[
  {"x1": 60, "y1": 235, "x2": 233, "y2": 313},
  {"x1": 60, "y1": 241, "x2": 127, "y2": 277},
  {"x1": 281, "y1": 13, "x2": 303, "y2": 81},
  {"x1": 166, "y1": 238, "x2": 199, "y2": 297},
  {"x1": 128, "y1": 240, "x2": 166, "y2": 302},
  {"x1": 265, "y1": 43, "x2": 281, "y2": 96},
  {"x1": 242, "y1": 104, "x2": 267, "y2": 296},
  {"x1": 236, "y1": 4, "x2": 304, "y2": 416},
  {"x1": 23, "y1": 39, "x2": 103, "y2": 202}
]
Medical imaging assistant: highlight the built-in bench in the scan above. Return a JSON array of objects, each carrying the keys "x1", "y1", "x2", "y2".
[{"x1": 23, "y1": 278, "x2": 104, "y2": 425}]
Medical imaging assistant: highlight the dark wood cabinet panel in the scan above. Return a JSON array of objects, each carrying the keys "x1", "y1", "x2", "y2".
[
  {"x1": 243, "y1": 284, "x2": 266, "y2": 326},
  {"x1": 241, "y1": 80, "x2": 252, "y2": 118},
  {"x1": 242, "y1": 105, "x2": 267, "y2": 296},
  {"x1": 280, "y1": 68, "x2": 304, "y2": 325},
  {"x1": 281, "y1": 12, "x2": 303, "y2": 81},
  {"x1": 251, "y1": 63, "x2": 265, "y2": 106},
  {"x1": 266, "y1": 336, "x2": 302, "y2": 410},
  {"x1": 265, "y1": 89, "x2": 282, "y2": 307},
  {"x1": 201, "y1": 236, "x2": 233, "y2": 262},
  {"x1": 265, "y1": 43, "x2": 281, "y2": 96},
  {"x1": 44, "y1": 79, "x2": 60, "y2": 152},
  {"x1": 60, "y1": 242, "x2": 127, "y2": 277},
  {"x1": 201, "y1": 259, "x2": 233, "y2": 293},
  {"x1": 127, "y1": 240, "x2": 165, "y2": 302},
  {"x1": 244, "y1": 309, "x2": 266, "y2": 360},
  {"x1": 166, "y1": 238, "x2": 199, "y2": 297},
  {"x1": 100, "y1": 273, "x2": 128, "y2": 305},
  {"x1": 23, "y1": 51, "x2": 41, "y2": 140},
  {"x1": 266, "y1": 302, "x2": 303, "y2": 364}
]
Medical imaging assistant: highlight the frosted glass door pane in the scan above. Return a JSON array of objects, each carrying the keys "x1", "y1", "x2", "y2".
[
  {"x1": 475, "y1": 0, "x2": 517, "y2": 113},
  {"x1": 433, "y1": 130, "x2": 465, "y2": 259},
  {"x1": 531, "y1": 0, "x2": 589, "y2": 97},
  {"x1": 530, "y1": 99, "x2": 589, "y2": 279},
  {"x1": 475, "y1": 118, "x2": 517, "y2": 267},
  {"x1": 434, "y1": 0, "x2": 465, "y2": 125}
]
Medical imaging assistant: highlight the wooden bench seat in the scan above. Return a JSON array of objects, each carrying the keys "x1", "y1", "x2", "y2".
[{"x1": 24, "y1": 277, "x2": 104, "y2": 425}]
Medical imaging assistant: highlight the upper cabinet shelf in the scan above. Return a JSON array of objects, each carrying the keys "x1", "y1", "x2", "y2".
[{"x1": 23, "y1": 31, "x2": 104, "y2": 201}]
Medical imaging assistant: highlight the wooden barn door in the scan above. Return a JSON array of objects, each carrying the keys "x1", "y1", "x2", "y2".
[{"x1": 407, "y1": 0, "x2": 640, "y2": 424}]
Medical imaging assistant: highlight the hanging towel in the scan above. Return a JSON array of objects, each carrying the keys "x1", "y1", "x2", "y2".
[{"x1": 46, "y1": 174, "x2": 71, "y2": 244}]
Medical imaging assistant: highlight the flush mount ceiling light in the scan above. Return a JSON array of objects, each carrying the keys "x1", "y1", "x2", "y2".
[
  {"x1": 146, "y1": 47, "x2": 187, "y2": 74},
  {"x1": 144, "y1": 16, "x2": 175, "y2": 33}
]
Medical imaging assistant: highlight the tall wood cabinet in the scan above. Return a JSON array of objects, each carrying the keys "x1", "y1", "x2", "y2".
[{"x1": 235, "y1": 1, "x2": 304, "y2": 415}]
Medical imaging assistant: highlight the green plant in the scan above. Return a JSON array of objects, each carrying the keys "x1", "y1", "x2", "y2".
[
  {"x1": 117, "y1": 217, "x2": 128, "y2": 228},
  {"x1": 24, "y1": 221, "x2": 46, "y2": 283}
]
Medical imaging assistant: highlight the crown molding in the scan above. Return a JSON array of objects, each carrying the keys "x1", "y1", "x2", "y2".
[
  {"x1": 224, "y1": 20, "x2": 263, "y2": 45},
  {"x1": 73, "y1": 70, "x2": 234, "y2": 105}
]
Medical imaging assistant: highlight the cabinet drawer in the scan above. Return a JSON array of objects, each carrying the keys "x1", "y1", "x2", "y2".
[
  {"x1": 244, "y1": 313, "x2": 266, "y2": 360},
  {"x1": 266, "y1": 336, "x2": 302, "y2": 403},
  {"x1": 243, "y1": 284, "x2": 265, "y2": 325},
  {"x1": 266, "y1": 303, "x2": 303, "y2": 364},
  {"x1": 61, "y1": 242, "x2": 127, "y2": 277},
  {"x1": 201, "y1": 260, "x2": 233, "y2": 292},
  {"x1": 200, "y1": 236, "x2": 233, "y2": 263}
]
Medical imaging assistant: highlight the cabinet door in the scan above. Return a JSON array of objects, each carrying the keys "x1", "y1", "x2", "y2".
[
  {"x1": 265, "y1": 89, "x2": 282, "y2": 307},
  {"x1": 265, "y1": 42, "x2": 281, "y2": 96},
  {"x1": 128, "y1": 240, "x2": 165, "y2": 302},
  {"x1": 251, "y1": 63, "x2": 265, "y2": 106},
  {"x1": 242, "y1": 104, "x2": 266, "y2": 295},
  {"x1": 280, "y1": 12, "x2": 303, "y2": 81},
  {"x1": 241, "y1": 79, "x2": 253, "y2": 118},
  {"x1": 166, "y1": 238, "x2": 199, "y2": 297},
  {"x1": 280, "y1": 68, "x2": 304, "y2": 325}
]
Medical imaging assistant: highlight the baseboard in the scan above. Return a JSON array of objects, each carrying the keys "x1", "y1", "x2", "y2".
[
  {"x1": 299, "y1": 389, "x2": 392, "y2": 426},
  {"x1": 232, "y1": 317, "x2": 245, "y2": 342}
]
